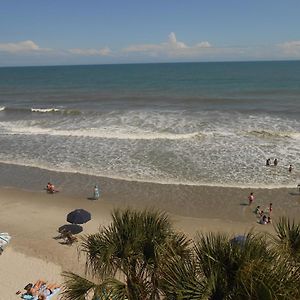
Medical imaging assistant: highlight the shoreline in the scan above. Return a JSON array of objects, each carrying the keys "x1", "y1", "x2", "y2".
[{"x1": 1, "y1": 161, "x2": 298, "y2": 190}]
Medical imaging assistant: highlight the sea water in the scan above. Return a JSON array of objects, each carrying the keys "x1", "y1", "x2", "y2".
[{"x1": 0, "y1": 61, "x2": 299, "y2": 187}]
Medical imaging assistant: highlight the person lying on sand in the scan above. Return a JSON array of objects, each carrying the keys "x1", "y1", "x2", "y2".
[
  {"x1": 24, "y1": 280, "x2": 46, "y2": 296},
  {"x1": 37, "y1": 283, "x2": 60, "y2": 300},
  {"x1": 18, "y1": 281, "x2": 60, "y2": 298}
]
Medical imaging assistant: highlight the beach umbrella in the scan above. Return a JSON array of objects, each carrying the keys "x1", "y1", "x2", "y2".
[
  {"x1": 67, "y1": 209, "x2": 91, "y2": 224},
  {"x1": 0, "y1": 233, "x2": 11, "y2": 253},
  {"x1": 59, "y1": 224, "x2": 83, "y2": 234}
]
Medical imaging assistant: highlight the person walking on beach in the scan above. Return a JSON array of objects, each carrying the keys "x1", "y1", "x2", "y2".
[
  {"x1": 248, "y1": 192, "x2": 254, "y2": 205},
  {"x1": 289, "y1": 164, "x2": 293, "y2": 172},
  {"x1": 274, "y1": 158, "x2": 278, "y2": 166},
  {"x1": 266, "y1": 158, "x2": 271, "y2": 166}
]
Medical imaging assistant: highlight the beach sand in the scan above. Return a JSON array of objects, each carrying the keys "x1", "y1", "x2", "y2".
[{"x1": 1, "y1": 170, "x2": 300, "y2": 299}]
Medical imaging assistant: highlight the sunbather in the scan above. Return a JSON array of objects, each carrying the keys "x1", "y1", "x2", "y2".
[
  {"x1": 24, "y1": 280, "x2": 46, "y2": 296},
  {"x1": 37, "y1": 283, "x2": 60, "y2": 300}
]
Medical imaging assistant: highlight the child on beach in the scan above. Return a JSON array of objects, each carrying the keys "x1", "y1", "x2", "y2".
[
  {"x1": 269, "y1": 203, "x2": 273, "y2": 215},
  {"x1": 248, "y1": 192, "x2": 254, "y2": 205},
  {"x1": 254, "y1": 205, "x2": 261, "y2": 215},
  {"x1": 260, "y1": 215, "x2": 268, "y2": 225},
  {"x1": 46, "y1": 182, "x2": 56, "y2": 193}
]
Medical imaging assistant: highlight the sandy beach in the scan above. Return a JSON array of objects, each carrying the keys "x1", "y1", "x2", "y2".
[{"x1": 1, "y1": 170, "x2": 300, "y2": 300}]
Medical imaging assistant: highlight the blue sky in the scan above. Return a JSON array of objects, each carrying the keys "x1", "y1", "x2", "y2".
[{"x1": 1, "y1": 0, "x2": 300, "y2": 66}]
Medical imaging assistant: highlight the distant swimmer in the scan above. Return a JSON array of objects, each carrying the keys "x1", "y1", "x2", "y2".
[
  {"x1": 248, "y1": 192, "x2": 254, "y2": 205},
  {"x1": 289, "y1": 164, "x2": 293, "y2": 173},
  {"x1": 266, "y1": 158, "x2": 271, "y2": 166},
  {"x1": 273, "y1": 158, "x2": 278, "y2": 166}
]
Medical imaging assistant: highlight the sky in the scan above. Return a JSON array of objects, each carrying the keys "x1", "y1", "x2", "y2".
[{"x1": 0, "y1": 0, "x2": 300, "y2": 66}]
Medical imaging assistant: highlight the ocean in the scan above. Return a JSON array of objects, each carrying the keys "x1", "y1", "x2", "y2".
[{"x1": 0, "y1": 61, "x2": 300, "y2": 188}]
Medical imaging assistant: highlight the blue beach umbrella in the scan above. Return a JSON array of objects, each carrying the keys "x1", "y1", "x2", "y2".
[
  {"x1": 59, "y1": 224, "x2": 83, "y2": 234},
  {"x1": 67, "y1": 209, "x2": 91, "y2": 224}
]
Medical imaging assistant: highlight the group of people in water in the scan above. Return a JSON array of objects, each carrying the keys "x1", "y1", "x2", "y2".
[
  {"x1": 266, "y1": 158, "x2": 293, "y2": 172},
  {"x1": 248, "y1": 192, "x2": 272, "y2": 225},
  {"x1": 266, "y1": 158, "x2": 278, "y2": 167}
]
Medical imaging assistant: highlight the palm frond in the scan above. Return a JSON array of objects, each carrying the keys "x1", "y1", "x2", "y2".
[{"x1": 273, "y1": 216, "x2": 300, "y2": 263}]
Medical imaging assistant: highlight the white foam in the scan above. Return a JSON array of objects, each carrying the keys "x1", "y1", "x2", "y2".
[
  {"x1": 0, "y1": 106, "x2": 5, "y2": 111},
  {"x1": 31, "y1": 108, "x2": 60, "y2": 113},
  {"x1": 2, "y1": 123, "x2": 201, "y2": 140}
]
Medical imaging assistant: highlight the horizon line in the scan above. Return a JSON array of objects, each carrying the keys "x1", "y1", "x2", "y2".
[{"x1": 1, "y1": 58, "x2": 300, "y2": 69}]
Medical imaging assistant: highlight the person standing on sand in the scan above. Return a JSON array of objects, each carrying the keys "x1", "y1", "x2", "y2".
[
  {"x1": 274, "y1": 158, "x2": 278, "y2": 166},
  {"x1": 248, "y1": 192, "x2": 254, "y2": 205},
  {"x1": 266, "y1": 158, "x2": 271, "y2": 166},
  {"x1": 93, "y1": 185, "x2": 100, "y2": 200},
  {"x1": 269, "y1": 203, "x2": 273, "y2": 215},
  {"x1": 289, "y1": 164, "x2": 293, "y2": 172}
]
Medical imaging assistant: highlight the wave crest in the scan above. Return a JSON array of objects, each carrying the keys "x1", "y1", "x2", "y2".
[
  {"x1": 248, "y1": 130, "x2": 292, "y2": 139},
  {"x1": 31, "y1": 108, "x2": 60, "y2": 113}
]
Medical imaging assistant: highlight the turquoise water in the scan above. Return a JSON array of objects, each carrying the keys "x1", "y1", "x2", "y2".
[{"x1": 0, "y1": 61, "x2": 299, "y2": 187}]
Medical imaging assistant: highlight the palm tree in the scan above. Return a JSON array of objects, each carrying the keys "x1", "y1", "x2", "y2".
[
  {"x1": 273, "y1": 216, "x2": 300, "y2": 265},
  {"x1": 61, "y1": 208, "x2": 190, "y2": 300},
  {"x1": 160, "y1": 231, "x2": 300, "y2": 299}
]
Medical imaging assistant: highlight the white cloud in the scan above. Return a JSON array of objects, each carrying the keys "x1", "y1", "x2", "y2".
[
  {"x1": 69, "y1": 47, "x2": 111, "y2": 56},
  {"x1": 195, "y1": 41, "x2": 211, "y2": 48},
  {"x1": 0, "y1": 40, "x2": 50, "y2": 53},
  {"x1": 167, "y1": 32, "x2": 188, "y2": 49},
  {"x1": 278, "y1": 41, "x2": 300, "y2": 57},
  {"x1": 123, "y1": 32, "x2": 211, "y2": 57}
]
